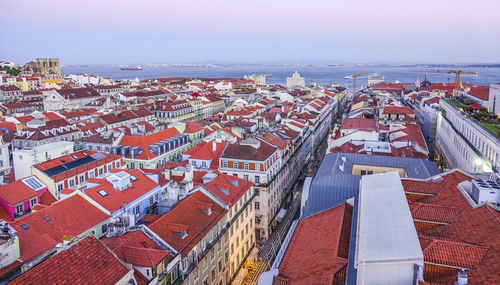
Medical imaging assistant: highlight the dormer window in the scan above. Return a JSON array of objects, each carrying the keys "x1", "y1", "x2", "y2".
[
  {"x1": 168, "y1": 223, "x2": 188, "y2": 239},
  {"x1": 196, "y1": 201, "x2": 213, "y2": 215},
  {"x1": 217, "y1": 187, "x2": 229, "y2": 196}
]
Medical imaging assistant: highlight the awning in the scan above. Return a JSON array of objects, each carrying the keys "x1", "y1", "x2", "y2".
[{"x1": 275, "y1": 208, "x2": 287, "y2": 222}]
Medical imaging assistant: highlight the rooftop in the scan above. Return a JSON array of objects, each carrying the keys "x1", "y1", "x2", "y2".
[
  {"x1": 9, "y1": 235, "x2": 131, "y2": 285},
  {"x1": 356, "y1": 172, "x2": 423, "y2": 264},
  {"x1": 10, "y1": 194, "x2": 110, "y2": 262}
]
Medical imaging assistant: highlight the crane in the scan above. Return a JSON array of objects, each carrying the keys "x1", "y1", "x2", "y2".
[
  {"x1": 345, "y1": 72, "x2": 368, "y2": 97},
  {"x1": 410, "y1": 69, "x2": 478, "y2": 96}
]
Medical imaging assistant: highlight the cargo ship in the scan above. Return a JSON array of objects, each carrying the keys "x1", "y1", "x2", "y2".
[{"x1": 120, "y1": 65, "x2": 143, "y2": 70}]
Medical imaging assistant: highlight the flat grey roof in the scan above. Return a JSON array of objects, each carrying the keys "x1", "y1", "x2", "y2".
[
  {"x1": 355, "y1": 171, "x2": 423, "y2": 263},
  {"x1": 302, "y1": 153, "x2": 439, "y2": 218}
]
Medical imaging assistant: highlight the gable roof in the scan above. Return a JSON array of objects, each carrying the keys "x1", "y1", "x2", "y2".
[
  {"x1": 9, "y1": 235, "x2": 131, "y2": 285},
  {"x1": 119, "y1": 127, "x2": 181, "y2": 160},
  {"x1": 148, "y1": 191, "x2": 227, "y2": 256},
  {"x1": 84, "y1": 169, "x2": 159, "y2": 213},
  {"x1": 0, "y1": 177, "x2": 44, "y2": 206},
  {"x1": 275, "y1": 203, "x2": 352, "y2": 285},
  {"x1": 220, "y1": 139, "x2": 277, "y2": 161},
  {"x1": 10, "y1": 194, "x2": 110, "y2": 262},
  {"x1": 204, "y1": 174, "x2": 253, "y2": 207},
  {"x1": 402, "y1": 170, "x2": 500, "y2": 284}
]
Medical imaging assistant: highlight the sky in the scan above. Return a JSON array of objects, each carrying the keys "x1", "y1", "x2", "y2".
[{"x1": 1, "y1": 0, "x2": 500, "y2": 65}]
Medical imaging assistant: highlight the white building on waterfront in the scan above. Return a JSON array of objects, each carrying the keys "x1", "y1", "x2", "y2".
[{"x1": 286, "y1": 71, "x2": 305, "y2": 89}]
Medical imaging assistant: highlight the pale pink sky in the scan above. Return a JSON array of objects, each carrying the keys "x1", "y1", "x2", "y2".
[{"x1": 2, "y1": 0, "x2": 500, "y2": 64}]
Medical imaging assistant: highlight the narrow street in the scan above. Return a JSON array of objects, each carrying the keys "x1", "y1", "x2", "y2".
[{"x1": 239, "y1": 132, "x2": 330, "y2": 285}]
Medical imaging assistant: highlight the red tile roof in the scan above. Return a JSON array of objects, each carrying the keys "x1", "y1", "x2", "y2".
[
  {"x1": 85, "y1": 169, "x2": 159, "y2": 213},
  {"x1": 9, "y1": 235, "x2": 130, "y2": 285},
  {"x1": 56, "y1": 87, "x2": 102, "y2": 100},
  {"x1": 204, "y1": 174, "x2": 253, "y2": 207},
  {"x1": 33, "y1": 150, "x2": 122, "y2": 182},
  {"x1": 403, "y1": 170, "x2": 500, "y2": 284},
  {"x1": 383, "y1": 105, "x2": 415, "y2": 115},
  {"x1": 0, "y1": 178, "x2": 43, "y2": 206},
  {"x1": 221, "y1": 140, "x2": 277, "y2": 161},
  {"x1": 467, "y1": 85, "x2": 490, "y2": 101},
  {"x1": 419, "y1": 234, "x2": 489, "y2": 269},
  {"x1": 120, "y1": 127, "x2": 180, "y2": 160},
  {"x1": 275, "y1": 203, "x2": 352, "y2": 285},
  {"x1": 262, "y1": 133, "x2": 287, "y2": 149},
  {"x1": 10, "y1": 194, "x2": 110, "y2": 262},
  {"x1": 149, "y1": 191, "x2": 227, "y2": 256},
  {"x1": 183, "y1": 140, "x2": 228, "y2": 168},
  {"x1": 340, "y1": 118, "x2": 377, "y2": 131}
]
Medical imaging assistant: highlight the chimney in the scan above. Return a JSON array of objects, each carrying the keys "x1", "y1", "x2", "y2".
[
  {"x1": 457, "y1": 269, "x2": 468, "y2": 285},
  {"x1": 212, "y1": 140, "x2": 217, "y2": 152},
  {"x1": 164, "y1": 169, "x2": 171, "y2": 181}
]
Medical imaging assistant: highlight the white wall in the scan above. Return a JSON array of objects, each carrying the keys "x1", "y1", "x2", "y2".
[{"x1": 13, "y1": 141, "x2": 74, "y2": 180}]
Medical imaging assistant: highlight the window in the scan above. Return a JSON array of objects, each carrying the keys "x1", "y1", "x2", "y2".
[
  {"x1": 255, "y1": 189, "x2": 259, "y2": 196},
  {"x1": 233, "y1": 162, "x2": 238, "y2": 169},
  {"x1": 149, "y1": 197, "x2": 154, "y2": 205},
  {"x1": 98, "y1": 168, "x2": 104, "y2": 175},
  {"x1": 211, "y1": 266, "x2": 216, "y2": 281},
  {"x1": 89, "y1": 171, "x2": 95, "y2": 178},
  {"x1": 244, "y1": 163, "x2": 249, "y2": 170},
  {"x1": 30, "y1": 198, "x2": 37, "y2": 207},
  {"x1": 115, "y1": 161, "x2": 120, "y2": 168},
  {"x1": 57, "y1": 183, "x2": 64, "y2": 193},
  {"x1": 135, "y1": 205, "x2": 140, "y2": 215},
  {"x1": 79, "y1": 175, "x2": 84, "y2": 183},
  {"x1": 139, "y1": 163, "x2": 144, "y2": 169},
  {"x1": 107, "y1": 164, "x2": 112, "y2": 171},
  {"x1": 146, "y1": 269, "x2": 150, "y2": 276},
  {"x1": 222, "y1": 160, "x2": 227, "y2": 168},
  {"x1": 255, "y1": 176, "x2": 260, "y2": 184},
  {"x1": 69, "y1": 179, "x2": 75, "y2": 187},
  {"x1": 15, "y1": 204, "x2": 24, "y2": 214},
  {"x1": 172, "y1": 264, "x2": 179, "y2": 281},
  {"x1": 225, "y1": 250, "x2": 229, "y2": 264},
  {"x1": 244, "y1": 174, "x2": 249, "y2": 181},
  {"x1": 231, "y1": 243, "x2": 234, "y2": 255},
  {"x1": 218, "y1": 258, "x2": 223, "y2": 273},
  {"x1": 203, "y1": 277, "x2": 209, "y2": 285},
  {"x1": 255, "y1": 202, "x2": 260, "y2": 210}
]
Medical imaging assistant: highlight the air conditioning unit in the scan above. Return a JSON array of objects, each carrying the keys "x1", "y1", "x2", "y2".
[{"x1": 471, "y1": 179, "x2": 500, "y2": 205}]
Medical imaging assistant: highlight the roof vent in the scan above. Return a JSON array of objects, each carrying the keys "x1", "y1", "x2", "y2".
[{"x1": 457, "y1": 269, "x2": 468, "y2": 285}]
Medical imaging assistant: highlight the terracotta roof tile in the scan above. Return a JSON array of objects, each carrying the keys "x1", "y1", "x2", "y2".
[
  {"x1": 9, "y1": 235, "x2": 130, "y2": 285},
  {"x1": 10, "y1": 194, "x2": 110, "y2": 262},
  {"x1": 275, "y1": 204, "x2": 352, "y2": 285},
  {"x1": 149, "y1": 191, "x2": 227, "y2": 256}
]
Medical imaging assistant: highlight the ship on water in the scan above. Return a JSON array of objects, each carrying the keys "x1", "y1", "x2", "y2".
[{"x1": 120, "y1": 65, "x2": 143, "y2": 70}]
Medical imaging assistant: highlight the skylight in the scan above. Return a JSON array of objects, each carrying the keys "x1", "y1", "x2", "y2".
[
  {"x1": 228, "y1": 180, "x2": 239, "y2": 187},
  {"x1": 130, "y1": 175, "x2": 138, "y2": 181},
  {"x1": 21, "y1": 224, "x2": 29, "y2": 230},
  {"x1": 22, "y1": 177, "x2": 45, "y2": 190},
  {"x1": 98, "y1": 190, "x2": 109, "y2": 197},
  {"x1": 43, "y1": 216, "x2": 51, "y2": 222}
]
